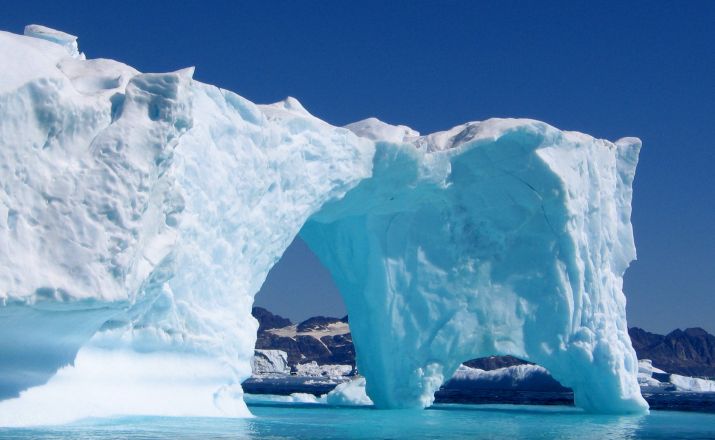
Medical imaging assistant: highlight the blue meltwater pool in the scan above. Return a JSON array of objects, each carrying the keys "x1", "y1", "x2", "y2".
[{"x1": 2, "y1": 403, "x2": 714, "y2": 439}]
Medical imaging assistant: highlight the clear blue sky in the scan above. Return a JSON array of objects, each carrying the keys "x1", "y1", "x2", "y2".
[{"x1": 2, "y1": 1, "x2": 713, "y2": 334}]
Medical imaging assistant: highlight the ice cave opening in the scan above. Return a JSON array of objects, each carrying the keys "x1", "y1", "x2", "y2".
[
  {"x1": 255, "y1": 236, "x2": 347, "y2": 326},
  {"x1": 251, "y1": 235, "x2": 355, "y2": 379},
  {"x1": 443, "y1": 356, "x2": 572, "y2": 400},
  {"x1": 250, "y1": 237, "x2": 576, "y2": 402}
]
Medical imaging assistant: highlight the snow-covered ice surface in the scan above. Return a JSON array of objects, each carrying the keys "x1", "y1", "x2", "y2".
[{"x1": 0, "y1": 25, "x2": 647, "y2": 424}]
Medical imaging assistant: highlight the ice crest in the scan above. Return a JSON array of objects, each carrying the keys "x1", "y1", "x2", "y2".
[
  {"x1": 24, "y1": 24, "x2": 82, "y2": 58},
  {"x1": 345, "y1": 117, "x2": 420, "y2": 144}
]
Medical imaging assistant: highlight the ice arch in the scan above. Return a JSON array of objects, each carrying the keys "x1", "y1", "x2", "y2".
[
  {"x1": 299, "y1": 122, "x2": 645, "y2": 413},
  {"x1": 0, "y1": 26, "x2": 646, "y2": 424}
]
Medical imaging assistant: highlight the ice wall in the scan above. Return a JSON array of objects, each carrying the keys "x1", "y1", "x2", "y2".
[{"x1": 0, "y1": 26, "x2": 647, "y2": 424}]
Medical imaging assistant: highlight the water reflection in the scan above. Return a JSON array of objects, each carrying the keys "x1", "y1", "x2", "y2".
[{"x1": 1, "y1": 404, "x2": 713, "y2": 440}]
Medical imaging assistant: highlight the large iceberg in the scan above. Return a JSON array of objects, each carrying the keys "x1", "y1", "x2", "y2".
[{"x1": 0, "y1": 26, "x2": 647, "y2": 424}]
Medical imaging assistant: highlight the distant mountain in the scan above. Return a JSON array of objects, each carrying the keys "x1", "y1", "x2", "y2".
[
  {"x1": 253, "y1": 308, "x2": 355, "y2": 368},
  {"x1": 629, "y1": 327, "x2": 715, "y2": 378},
  {"x1": 253, "y1": 308, "x2": 715, "y2": 379},
  {"x1": 463, "y1": 356, "x2": 531, "y2": 370},
  {"x1": 252, "y1": 307, "x2": 292, "y2": 332},
  {"x1": 297, "y1": 315, "x2": 349, "y2": 333}
]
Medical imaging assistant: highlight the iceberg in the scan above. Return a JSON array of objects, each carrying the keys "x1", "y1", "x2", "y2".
[
  {"x1": 252, "y1": 350, "x2": 291, "y2": 376},
  {"x1": 669, "y1": 375, "x2": 715, "y2": 393},
  {"x1": 0, "y1": 25, "x2": 647, "y2": 424},
  {"x1": 244, "y1": 392, "x2": 324, "y2": 405},
  {"x1": 638, "y1": 359, "x2": 715, "y2": 393},
  {"x1": 243, "y1": 377, "x2": 372, "y2": 407}
]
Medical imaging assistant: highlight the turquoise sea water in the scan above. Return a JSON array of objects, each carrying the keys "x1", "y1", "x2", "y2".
[{"x1": 2, "y1": 403, "x2": 715, "y2": 439}]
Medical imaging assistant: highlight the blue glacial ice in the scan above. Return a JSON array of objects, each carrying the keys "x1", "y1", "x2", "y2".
[{"x1": 0, "y1": 25, "x2": 647, "y2": 425}]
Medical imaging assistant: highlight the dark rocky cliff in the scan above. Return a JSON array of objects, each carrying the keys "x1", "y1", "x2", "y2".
[
  {"x1": 629, "y1": 327, "x2": 715, "y2": 378},
  {"x1": 253, "y1": 308, "x2": 715, "y2": 378},
  {"x1": 253, "y1": 307, "x2": 355, "y2": 367}
]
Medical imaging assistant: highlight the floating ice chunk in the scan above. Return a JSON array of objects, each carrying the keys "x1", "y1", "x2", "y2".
[
  {"x1": 637, "y1": 359, "x2": 667, "y2": 377},
  {"x1": 244, "y1": 379, "x2": 373, "y2": 407},
  {"x1": 670, "y1": 375, "x2": 715, "y2": 393},
  {"x1": 325, "y1": 377, "x2": 373, "y2": 406},
  {"x1": 244, "y1": 393, "x2": 324, "y2": 405}
]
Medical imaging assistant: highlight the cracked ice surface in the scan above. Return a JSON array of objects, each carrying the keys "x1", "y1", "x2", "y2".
[{"x1": 0, "y1": 26, "x2": 646, "y2": 425}]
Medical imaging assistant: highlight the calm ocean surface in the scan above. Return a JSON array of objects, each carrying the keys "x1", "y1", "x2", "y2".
[{"x1": 2, "y1": 403, "x2": 715, "y2": 439}]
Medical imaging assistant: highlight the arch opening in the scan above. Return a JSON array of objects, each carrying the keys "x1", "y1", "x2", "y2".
[
  {"x1": 246, "y1": 236, "x2": 577, "y2": 407},
  {"x1": 435, "y1": 356, "x2": 574, "y2": 406},
  {"x1": 246, "y1": 237, "x2": 358, "y2": 397},
  {"x1": 255, "y1": 237, "x2": 347, "y2": 326},
  {"x1": 287, "y1": 132, "x2": 647, "y2": 413}
]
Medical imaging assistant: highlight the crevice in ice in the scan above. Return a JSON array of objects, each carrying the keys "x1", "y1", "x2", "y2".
[
  {"x1": 498, "y1": 164, "x2": 559, "y2": 237},
  {"x1": 110, "y1": 93, "x2": 125, "y2": 122}
]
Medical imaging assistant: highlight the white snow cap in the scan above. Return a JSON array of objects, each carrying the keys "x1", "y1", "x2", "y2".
[
  {"x1": 23, "y1": 24, "x2": 82, "y2": 58},
  {"x1": 345, "y1": 117, "x2": 420, "y2": 144}
]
